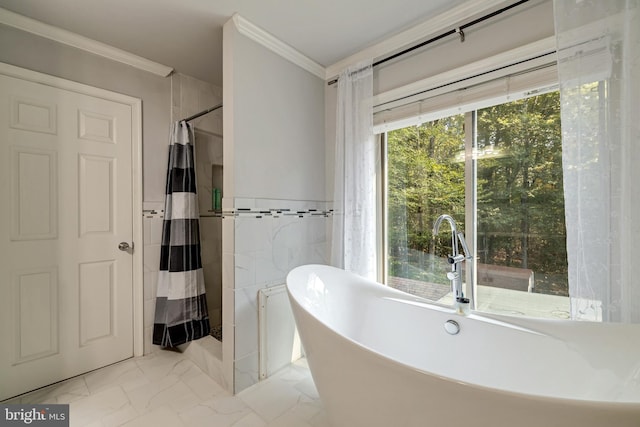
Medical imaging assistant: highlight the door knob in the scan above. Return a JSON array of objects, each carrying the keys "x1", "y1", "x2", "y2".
[{"x1": 118, "y1": 242, "x2": 132, "y2": 251}]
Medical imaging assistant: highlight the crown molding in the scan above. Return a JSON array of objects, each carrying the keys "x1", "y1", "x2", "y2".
[
  {"x1": 232, "y1": 14, "x2": 325, "y2": 80},
  {"x1": 0, "y1": 7, "x2": 173, "y2": 77},
  {"x1": 325, "y1": 0, "x2": 510, "y2": 80}
]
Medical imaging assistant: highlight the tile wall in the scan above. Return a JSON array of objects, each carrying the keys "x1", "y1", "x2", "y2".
[
  {"x1": 142, "y1": 72, "x2": 330, "y2": 393},
  {"x1": 195, "y1": 129, "x2": 224, "y2": 328},
  {"x1": 142, "y1": 205, "x2": 164, "y2": 354},
  {"x1": 170, "y1": 73, "x2": 223, "y2": 135},
  {"x1": 223, "y1": 198, "x2": 331, "y2": 392}
]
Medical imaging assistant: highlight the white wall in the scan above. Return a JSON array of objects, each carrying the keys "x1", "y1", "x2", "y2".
[
  {"x1": 0, "y1": 24, "x2": 172, "y2": 205},
  {"x1": 325, "y1": 83, "x2": 337, "y2": 203},
  {"x1": 224, "y1": 24, "x2": 325, "y2": 201},
  {"x1": 222, "y1": 17, "x2": 328, "y2": 393}
]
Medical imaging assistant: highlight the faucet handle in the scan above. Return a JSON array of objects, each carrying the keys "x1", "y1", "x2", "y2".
[
  {"x1": 446, "y1": 271, "x2": 459, "y2": 281},
  {"x1": 447, "y1": 254, "x2": 465, "y2": 264},
  {"x1": 457, "y1": 232, "x2": 472, "y2": 260}
]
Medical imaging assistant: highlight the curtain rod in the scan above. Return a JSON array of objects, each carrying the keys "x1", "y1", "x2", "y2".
[
  {"x1": 181, "y1": 103, "x2": 223, "y2": 122},
  {"x1": 327, "y1": 0, "x2": 529, "y2": 86}
]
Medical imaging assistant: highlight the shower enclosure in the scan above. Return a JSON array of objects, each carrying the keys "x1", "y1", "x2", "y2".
[{"x1": 194, "y1": 127, "x2": 223, "y2": 338}]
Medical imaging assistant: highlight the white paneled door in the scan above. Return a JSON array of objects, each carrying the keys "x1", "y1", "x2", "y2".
[{"x1": 0, "y1": 67, "x2": 139, "y2": 400}]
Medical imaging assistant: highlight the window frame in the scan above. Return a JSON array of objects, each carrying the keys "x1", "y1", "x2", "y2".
[{"x1": 379, "y1": 85, "x2": 567, "y2": 314}]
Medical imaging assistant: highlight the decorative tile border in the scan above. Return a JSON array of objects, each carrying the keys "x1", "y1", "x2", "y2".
[
  {"x1": 142, "y1": 209, "x2": 164, "y2": 219},
  {"x1": 220, "y1": 208, "x2": 332, "y2": 219},
  {"x1": 143, "y1": 208, "x2": 332, "y2": 219}
]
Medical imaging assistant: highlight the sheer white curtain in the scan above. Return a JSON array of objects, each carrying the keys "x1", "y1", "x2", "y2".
[
  {"x1": 331, "y1": 60, "x2": 377, "y2": 279},
  {"x1": 554, "y1": 0, "x2": 640, "y2": 322}
]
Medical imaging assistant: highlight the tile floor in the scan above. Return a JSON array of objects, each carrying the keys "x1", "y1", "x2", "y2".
[{"x1": 2, "y1": 351, "x2": 332, "y2": 427}]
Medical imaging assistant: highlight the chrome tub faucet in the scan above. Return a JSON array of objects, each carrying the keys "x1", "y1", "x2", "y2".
[{"x1": 433, "y1": 214, "x2": 472, "y2": 312}]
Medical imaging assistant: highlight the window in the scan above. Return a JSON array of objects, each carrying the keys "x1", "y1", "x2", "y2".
[
  {"x1": 386, "y1": 114, "x2": 465, "y2": 302},
  {"x1": 383, "y1": 90, "x2": 570, "y2": 319}
]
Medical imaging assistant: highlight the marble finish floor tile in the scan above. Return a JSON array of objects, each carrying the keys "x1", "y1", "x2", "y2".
[{"x1": 2, "y1": 352, "x2": 330, "y2": 427}]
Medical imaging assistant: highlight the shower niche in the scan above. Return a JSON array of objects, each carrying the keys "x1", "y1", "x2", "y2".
[{"x1": 195, "y1": 128, "x2": 223, "y2": 338}]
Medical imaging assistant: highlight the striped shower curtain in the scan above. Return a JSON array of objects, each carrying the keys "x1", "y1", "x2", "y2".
[{"x1": 153, "y1": 121, "x2": 210, "y2": 347}]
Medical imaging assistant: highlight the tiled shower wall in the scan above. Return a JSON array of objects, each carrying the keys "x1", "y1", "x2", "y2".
[
  {"x1": 142, "y1": 73, "x2": 223, "y2": 354},
  {"x1": 223, "y1": 198, "x2": 330, "y2": 392},
  {"x1": 194, "y1": 129, "x2": 224, "y2": 328},
  {"x1": 142, "y1": 207, "x2": 163, "y2": 354},
  {"x1": 170, "y1": 73, "x2": 223, "y2": 134}
]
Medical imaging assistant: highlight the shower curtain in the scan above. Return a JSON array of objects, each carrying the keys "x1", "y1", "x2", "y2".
[
  {"x1": 153, "y1": 121, "x2": 210, "y2": 347},
  {"x1": 554, "y1": 0, "x2": 640, "y2": 322}
]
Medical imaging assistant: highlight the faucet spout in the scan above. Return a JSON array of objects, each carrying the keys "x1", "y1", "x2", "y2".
[
  {"x1": 432, "y1": 214, "x2": 472, "y2": 308},
  {"x1": 432, "y1": 214, "x2": 457, "y2": 237}
]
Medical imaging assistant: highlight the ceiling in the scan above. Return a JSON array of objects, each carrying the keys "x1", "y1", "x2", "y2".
[{"x1": 0, "y1": 0, "x2": 466, "y2": 85}]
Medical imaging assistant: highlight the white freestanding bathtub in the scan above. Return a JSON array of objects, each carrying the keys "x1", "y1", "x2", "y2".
[{"x1": 286, "y1": 264, "x2": 640, "y2": 427}]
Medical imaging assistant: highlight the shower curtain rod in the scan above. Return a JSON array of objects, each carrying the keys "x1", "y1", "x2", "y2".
[
  {"x1": 181, "y1": 103, "x2": 223, "y2": 123},
  {"x1": 327, "y1": 0, "x2": 529, "y2": 85}
]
